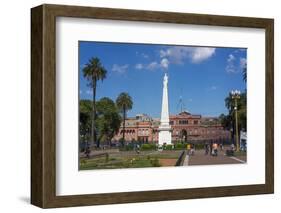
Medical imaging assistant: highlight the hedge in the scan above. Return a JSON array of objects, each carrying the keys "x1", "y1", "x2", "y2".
[{"x1": 141, "y1": 144, "x2": 157, "y2": 151}]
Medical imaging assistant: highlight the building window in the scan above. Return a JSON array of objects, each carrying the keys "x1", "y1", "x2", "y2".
[
  {"x1": 170, "y1": 121, "x2": 174, "y2": 125},
  {"x1": 179, "y1": 120, "x2": 188, "y2": 125},
  {"x1": 194, "y1": 120, "x2": 198, "y2": 125}
]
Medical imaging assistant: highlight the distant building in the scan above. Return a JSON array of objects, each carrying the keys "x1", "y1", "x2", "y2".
[{"x1": 112, "y1": 111, "x2": 230, "y2": 144}]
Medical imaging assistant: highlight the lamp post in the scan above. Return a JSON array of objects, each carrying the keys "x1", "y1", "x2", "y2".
[{"x1": 231, "y1": 90, "x2": 241, "y2": 151}]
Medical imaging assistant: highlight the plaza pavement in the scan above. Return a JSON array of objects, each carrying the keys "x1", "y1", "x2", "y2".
[{"x1": 184, "y1": 148, "x2": 246, "y2": 166}]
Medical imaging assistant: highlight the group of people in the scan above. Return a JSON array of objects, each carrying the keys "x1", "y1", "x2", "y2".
[
  {"x1": 204, "y1": 142, "x2": 224, "y2": 157},
  {"x1": 187, "y1": 143, "x2": 224, "y2": 156}
]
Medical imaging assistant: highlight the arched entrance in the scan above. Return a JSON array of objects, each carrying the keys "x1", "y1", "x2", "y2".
[{"x1": 180, "y1": 129, "x2": 188, "y2": 142}]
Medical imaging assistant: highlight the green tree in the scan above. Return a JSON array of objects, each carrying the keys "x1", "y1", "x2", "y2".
[
  {"x1": 219, "y1": 113, "x2": 232, "y2": 130},
  {"x1": 82, "y1": 57, "x2": 107, "y2": 147},
  {"x1": 96, "y1": 97, "x2": 121, "y2": 147},
  {"x1": 116, "y1": 92, "x2": 133, "y2": 146},
  {"x1": 79, "y1": 100, "x2": 92, "y2": 150},
  {"x1": 224, "y1": 92, "x2": 247, "y2": 140}
]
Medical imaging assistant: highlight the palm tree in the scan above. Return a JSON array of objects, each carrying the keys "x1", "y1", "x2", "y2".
[
  {"x1": 116, "y1": 92, "x2": 133, "y2": 146},
  {"x1": 243, "y1": 66, "x2": 247, "y2": 82},
  {"x1": 82, "y1": 57, "x2": 107, "y2": 148}
]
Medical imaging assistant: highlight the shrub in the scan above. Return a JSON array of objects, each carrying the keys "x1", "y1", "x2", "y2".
[
  {"x1": 119, "y1": 144, "x2": 134, "y2": 151},
  {"x1": 141, "y1": 144, "x2": 157, "y2": 151},
  {"x1": 174, "y1": 143, "x2": 185, "y2": 150},
  {"x1": 195, "y1": 143, "x2": 205, "y2": 150},
  {"x1": 150, "y1": 158, "x2": 161, "y2": 167},
  {"x1": 165, "y1": 144, "x2": 174, "y2": 150},
  {"x1": 80, "y1": 159, "x2": 86, "y2": 165}
]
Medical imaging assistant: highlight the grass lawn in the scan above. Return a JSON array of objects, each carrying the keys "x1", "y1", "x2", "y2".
[
  {"x1": 79, "y1": 150, "x2": 182, "y2": 170},
  {"x1": 234, "y1": 151, "x2": 247, "y2": 156}
]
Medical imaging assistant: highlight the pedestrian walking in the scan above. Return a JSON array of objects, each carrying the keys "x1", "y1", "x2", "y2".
[
  {"x1": 220, "y1": 143, "x2": 224, "y2": 151},
  {"x1": 204, "y1": 142, "x2": 209, "y2": 155},
  {"x1": 187, "y1": 143, "x2": 191, "y2": 155},
  {"x1": 136, "y1": 144, "x2": 140, "y2": 154},
  {"x1": 213, "y1": 143, "x2": 218, "y2": 156},
  {"x1": 190, "y1": 144, "x2": 195, "y2": 156},
  {"x1": 231, "y1": 143, "x2": 235, "y2": 151}
]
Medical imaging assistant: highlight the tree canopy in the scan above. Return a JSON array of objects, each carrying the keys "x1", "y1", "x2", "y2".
[
  {"x1": 221, "y1": 91, "x2": 247, "y2": 132},
  {"x1": 79, "y1": 100, "x2": 92, "y2": 142},
  {"x1": 116, "y1": 92, "x2": 133, "y2": 115},
  {"x1": 80, "y1": 98, "x2": 122, "y2": 146},
  {"x1": 82, "y1": 57, "x2": 107, "y2": 88},
  {"x1": 96, "y1": 97, "x2": 122, "y2": 145}
]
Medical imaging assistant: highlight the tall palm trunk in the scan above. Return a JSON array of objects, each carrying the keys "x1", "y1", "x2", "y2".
[{"x1": 122, "y1": 106, "x2": 126, "y2": 147}]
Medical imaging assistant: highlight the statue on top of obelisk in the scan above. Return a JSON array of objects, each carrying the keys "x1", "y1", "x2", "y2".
[
  {"x1": 158, "y1": 72, "x2": 172, "y2": 146},
  {"x1": 163, "y1": 73, "x2": 168, "y2": 87}
]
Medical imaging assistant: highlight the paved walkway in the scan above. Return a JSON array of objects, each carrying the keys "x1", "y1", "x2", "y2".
[
  {"x1": 183, "y1": 154, "x2": 189, "y2": 166},
  {"x1": 183, "y1": 149, "x2": 246, "y2": 166}
]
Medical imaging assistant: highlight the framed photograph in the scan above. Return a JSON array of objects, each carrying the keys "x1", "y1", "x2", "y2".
[{"x1": 31, "y1": 4, "x2": 274, "y2": 208}]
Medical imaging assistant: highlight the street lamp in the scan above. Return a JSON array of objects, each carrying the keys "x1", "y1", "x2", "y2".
[{"x1": 231, "y1": 90, "x2": 241, "y2": 151}]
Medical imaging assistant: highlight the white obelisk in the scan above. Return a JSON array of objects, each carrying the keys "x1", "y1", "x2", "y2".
[{"x1": 158, "y1": 73, "x2": 172, "y2": 146}]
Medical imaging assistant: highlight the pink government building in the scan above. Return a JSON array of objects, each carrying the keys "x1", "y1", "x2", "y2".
[{"x1": 112, "y1": 111, "x2": 231, "y2": 144}]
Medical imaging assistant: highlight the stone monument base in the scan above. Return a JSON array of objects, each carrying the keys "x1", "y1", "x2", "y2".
[{"x1": 158, "y1": 125, "x2": 172, "y2": 146}]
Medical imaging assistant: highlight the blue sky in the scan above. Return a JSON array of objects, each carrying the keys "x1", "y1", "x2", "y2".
[{"x1": 79, "y1": 41, "x2": 247, "y2": 117}]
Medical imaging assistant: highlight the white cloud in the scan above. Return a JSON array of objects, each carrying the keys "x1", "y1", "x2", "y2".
[
  {"x1": 160, "y1": 49, "x2": 171, "y2": 58},
  {"x1": 226, "y1": 54, "x2": 237, "y2": 73},
  {"x1": 210, "y1": 86, "x2": 217, "y2": 90},
  {"x1": 147, "y1": 61, "x2": 159, "y2": 70},
  {"x1": 112, "y1": 64, "x2": 129, "y2": 74},
  {"x1": 160, "y1": 58, "x2": 169, "y2": 69},
  {"x1": 159, "y1": 47, "x2": 187, "y2": 64},
  {"x1": 190, "y1": 48, "x2": 216, "y2": 63},
  {"x1": 135, "y1": 46, "x2": 215, "y2": 72},
  {"x1": 135, "y1": 63, "x2": 144, "y2": 70},
  {"x1": 135, "y1": 58, "x2": 169, "y2": 71},
  {"x1": 135, "y1": 50, "x2": 161, "y2": 70},
  {"x1": 234, "y1": 48, "x2": 246, "y2": 53},
  {"x1": 136, "y1": 51, "x2": 149, "y2": 59},
  {"x1": 159, "y1": 46, "x2": 216, "y2": 64},
  {"x1": 225, "y1": 54, "x2": 247, "y2": 73},
  {"x1": 227, "y1": 54, "x2": 235, "y2": 62}
]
